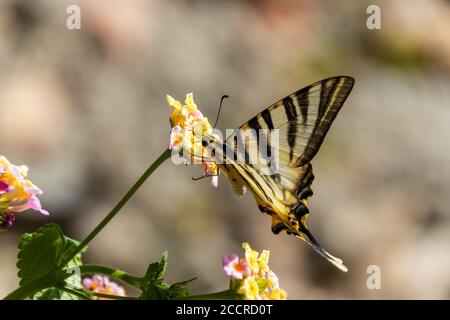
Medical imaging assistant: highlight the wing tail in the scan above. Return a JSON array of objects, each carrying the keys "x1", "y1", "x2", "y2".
[{"x1": 298, "y1": 225, "x2": 348, "y2": 272}]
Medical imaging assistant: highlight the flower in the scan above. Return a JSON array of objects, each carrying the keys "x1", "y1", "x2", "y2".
[
  {"x1": 267, "y1": 270, "x2": 279, "y2": 288},
  {"x1": 0, "y1": 156, "x2": 48, "y2": 230},
  {"x1": 82, "y1": 275, "x2": 126, "y2": 300},
  {"x1": 223, "y1": 242, "x2": 287, "y2": 300},
  {"x1": 243, "y1": 242, "x2": 260, "y2": 275},
  {"x1": 237, "y1": 277, "x2": 260, "y2": 300},
  {"x1": 267, "y1": 287, "x2": 287, "y2": 300},
  {"x1": 258, "y1": 250, "x2": 270, "y2": 274},
  {"x1": 167, "y1": 93, "x2": 210, "y2": 151},
  {"x1": 168, "y1": 126, "x2": 184, "y2": 150},
  {"x1": 167, "y1": 93, "x2": 219, "y2": 187},
  {"x1": 222, "y1": 254, "x2": 250, "y2": 280}
]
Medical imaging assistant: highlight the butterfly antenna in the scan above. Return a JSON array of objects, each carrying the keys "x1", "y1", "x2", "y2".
[{"x1": 213, "y1": 95, "x2": 229, "y2": 129}]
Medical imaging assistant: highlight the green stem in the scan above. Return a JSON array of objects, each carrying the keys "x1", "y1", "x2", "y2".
[
  {"x1": 59, "y1": 149, "x2": 172, "y2": 268},
  {"x1": 3, "y1": 276, "x2": 56, "y2": 300},
  {"x1": 178, "y1": 289, "x2": 234, "y2": 300},
  {"x1": 79, "y1": 265, "x2": 143, "y2": 288}
]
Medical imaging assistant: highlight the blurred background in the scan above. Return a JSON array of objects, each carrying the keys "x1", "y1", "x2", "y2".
[{"x1": 1, "y1": 0, "x2": 449, "y2": 299}]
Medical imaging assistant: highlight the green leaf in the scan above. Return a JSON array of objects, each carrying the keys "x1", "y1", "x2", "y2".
[
  {"x1": 140, "y1": 251, "x2": 195, "y2": 300},
  {"x1": 17, "y1": 223, "x2": 87, "y2": 300},
  {"x1": 167, "y1": 278, "x2": 197, "y2": 299},
  {"x1": 33, "y1": 236, "x2": 87, "y2": 300},
  {"x1": 144, "y1": 251, "x2": 168, "y2": 284},
  {"x1": 32, "y1": 287, "x2": 81, "y2": 300},
  {"x1": 17, "y1": 224, "x2": 65, "y2": 286},
  {"x1": 141, "y1": 284, "x2": 169, "y2": 300},
  {"x1": 141, "y1": 251, "x2": 169, "y2": 300}
]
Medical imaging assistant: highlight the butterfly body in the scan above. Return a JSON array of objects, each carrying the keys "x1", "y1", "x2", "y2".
[{"x1": 206, "y1": 76, "x2": 354, "y2": 271}]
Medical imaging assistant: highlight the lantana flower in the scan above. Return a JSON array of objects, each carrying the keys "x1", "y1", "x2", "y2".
[
  {"x1": 167, "y1": 93, "x2": 219, "y2": 187},
  {"x1": 0, "y1": 156, "x2": 48, "y2": 230},
  {"x1": 82, "y1": 275, "x2": 126, "y2": 300},
  {"x1": 222, "y1": 254, "x2": 250, "y2": 280},
  {"x1": 223, "y1": 242, "x2": 287, "y2": 300}
]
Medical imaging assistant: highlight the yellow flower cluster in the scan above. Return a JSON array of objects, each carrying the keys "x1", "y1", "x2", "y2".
[
  {"x1": 167, "y1": 93, "x2": 211, "y2": 152},
  {"x1": 167, "y1": 93, "x2": 219, "y2": 187},
  {"x1": 230, "y1": 243, "x2": 287, "y2": 300}
]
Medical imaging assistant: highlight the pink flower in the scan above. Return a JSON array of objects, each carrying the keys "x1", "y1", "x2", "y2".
[
  {"x1": 0, "y1": 156, "x2": 48, "y2": 219},
  {"x1": 82, "y1": 275, "x2": 126, "y2": 299},
  {"x1": 0, "y1": 181, "x2": 11, "y2": 193},
  {"x1": 223, "y1": 243, "x2": 288, "y2": 300},
  {"x1": 222, "y1": 254, "x2": 250, "y2": 280}
]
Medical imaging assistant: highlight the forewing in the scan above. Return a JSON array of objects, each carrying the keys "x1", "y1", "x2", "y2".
[{"x1": 236, "y1": 76, "x2": 354, "y2": 168}]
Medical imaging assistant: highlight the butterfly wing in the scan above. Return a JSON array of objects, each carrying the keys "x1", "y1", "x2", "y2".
[
  {"x1": 220, "y1": 76, "x2": 354, "y2": 271},
  {"x1": 238, "y1": 76, "x2": 354, "y2": 168}
]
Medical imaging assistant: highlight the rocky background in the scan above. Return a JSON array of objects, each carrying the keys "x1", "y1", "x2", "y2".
[{"x1": 0, "y1": 0, "x2": 449, "y2": 299}]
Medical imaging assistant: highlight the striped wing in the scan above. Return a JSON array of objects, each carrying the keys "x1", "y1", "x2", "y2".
[
  {"x1": 220, "y1": 76, "x2": 354, "y2": 272},
  {"x1": 238, "y1": 76, "x2": 354, "y2": 168}
]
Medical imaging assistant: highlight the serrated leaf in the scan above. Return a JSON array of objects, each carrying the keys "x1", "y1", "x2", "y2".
[
  {"x1": 16, "y1": 223, "x2": 87, "y2": 300},
  {"x1": 141, "y1": 284, "x2": 169, "y2": 300},
  {"x1": 34, "y1": 235, "x2": 87, "y2": 300},
  {"x1": 144, "y1": 251, "x2": 168, "y2": 284},
  {"x1": 140, "y1": 252, "x2": 196, "y2": 300},
  {"x1": 167, "y1": 278, "x2": 196, "y2": 299},
  {"x1": 33, "y1": 287, "x2": 82, "y2": 300},
  {"x1": 17, "y1": 224, "x2": 66, "y2": 286}
]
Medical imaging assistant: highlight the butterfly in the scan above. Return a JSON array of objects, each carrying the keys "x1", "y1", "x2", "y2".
[{"x1": 201, "y1": 76, "x2": 355, "y2": 272}]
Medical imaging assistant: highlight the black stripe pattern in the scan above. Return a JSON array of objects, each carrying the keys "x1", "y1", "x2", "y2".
[
  {"x1": 261, "y1": 109, "x2": 274, "y2": 130},
  {"x1": 296, "y1": 90, "x2": 309, "y2": 125},
  {"x1": 297, "y1": 77, "x2": 354, "y2": 166},
  {"x1": 283, "y1": 96, "x2": 298, "y2": 162}
]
